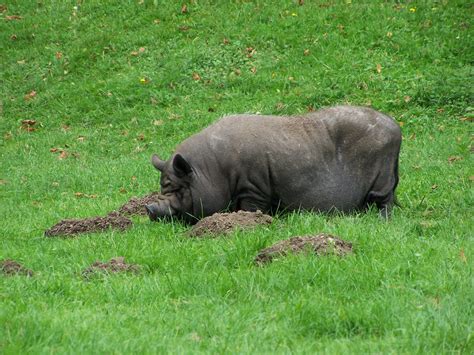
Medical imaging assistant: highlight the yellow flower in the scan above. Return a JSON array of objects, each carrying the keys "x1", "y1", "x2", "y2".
[
  {"x1": 409, "y1": 7, "x2": 416, "y2": 12},
  {"x1": 291, "y1": 13, "x2": 297, "y2": 17}
]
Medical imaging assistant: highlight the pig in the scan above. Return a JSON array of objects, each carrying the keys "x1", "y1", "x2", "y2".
[{"x1": 146, "y1": 105, "x2": 401, "y2": 223}]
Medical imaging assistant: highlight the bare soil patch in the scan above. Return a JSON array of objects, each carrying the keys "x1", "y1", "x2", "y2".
[
  {"x1": 255, "y1": 234, "x2": 353, "y2": 264},
  {"x1": 1, "y1": 259, "x2": 34, "y2": 276},
  {"x1": 45, "y1": 212, "x2": 132, "y2": 237},
  {"x1": 82, "y1": 256, "x2": 140, "y2": 278},
  {"x1": 117, "y1": 191, "x2": 161, "y2": 216},
  {"x1": 189, "y1": 210, "x2": 273, "y2": 237}
]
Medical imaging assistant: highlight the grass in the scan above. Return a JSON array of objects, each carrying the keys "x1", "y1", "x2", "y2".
[{"x1": 1, "y1": 0, "x2": 473, "y2": 353}]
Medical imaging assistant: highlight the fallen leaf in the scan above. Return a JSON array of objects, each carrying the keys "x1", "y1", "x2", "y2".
[
  {"x1": 130, "y1": 51, "x2": 139, "y2": 56},
  {"x1": 181, "y1": 4, "x2": 188, "y2": 13},
  {"x1": 398, "y1": 121, "x2": 405, "y2": 127},
  {"x1": 10, "y1": 34, "x2": 17, "y2": 40},
  {"x1": 55, "y1": 51, "x2": 63, "y2": 60},
  {"x1": 6, "y1": 15, "x2": 22, "y2": 20},
  {"x1": 437, "y1": 107, "x2": 445, "y2": 113},
  {"x1": 58, "y1": 150, "x2": 68, "y2": 160},
  {"x1": 223, "y1": 38, "x2": 230, "y2": 45},
  {"x1": 17, "y1": 59, "x2": 26, "y2": 65},
  {"x1": 192, "y1": 72, "x2": 201, "y2": 81},
  {"x1": 448, "y1": 156, "x2": 462, "y2": 163},
  {"x1": 404, "y1": 95, "x2": 411, "y2": 103},
  {"x1": 459, "y1": 249, "x2": 467, "y2": 263},
  {"x1": 431, "y1": 184, "x2": 438, "y2": 190},
  {"x1": 250, "y1": 67, "x2": 257, "y2": 74},
  {"x1": 21, "y1": 119, "x2": 36, "y2": 126},
  {"x1": 376, "y1": 63, "x2": 382, "y2": 74},
  {"x1": 304, "y1": 49, "x2": 310, "y2": 56},
  {"x1": 50, "y1": 148, "x2": 59, "y2": 153},
  {"x1": 24, "y1": 90, "x2": 37, "y2": 101},
  {"x1": 74, "y1": 192, "x2": 84, "y2": 197},
  {"x1": 460, "y1": 116, "x2": 473, "y2": 122},
  {"x1": 21, "y1": 120, "x2": 37, "y2": 131},
  {"x1": 153, "y1": 19, "x2": 161, "y2": 24}
]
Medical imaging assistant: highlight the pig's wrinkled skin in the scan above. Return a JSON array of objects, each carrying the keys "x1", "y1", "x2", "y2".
[{"x1": 146, "y1": 105, "x2": 401, "y2": 223}]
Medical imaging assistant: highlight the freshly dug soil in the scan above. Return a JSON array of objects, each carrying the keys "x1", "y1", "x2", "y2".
[
  {"x1": 255, "y1": 234, "x2": 353, "y2": 264},
  {"x1": 1, "y1": 259, "x2": 34, "y2": 276},
  {"x1": 189, "y1": 210, "x2": 273, "y2": 237},
  {"x1": 82, "y1": 256, "x2": 140, "y2": 277},
  {"x1": 45, "y1": 212, "x2": 132, "y2": 237},
  {"x1": 117, "y1": 191, "x2": 161, "y2": 216}
]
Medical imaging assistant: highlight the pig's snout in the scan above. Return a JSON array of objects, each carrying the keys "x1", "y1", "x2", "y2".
[{"x1": 145, "y1": 203, "x2": 160, "y2": 221}]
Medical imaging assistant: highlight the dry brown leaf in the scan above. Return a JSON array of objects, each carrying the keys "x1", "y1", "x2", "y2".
[
  {"x1": 24, "y1": 90, "x2": 37, "y2": 101},
  {"x1": 223, "y1": 38, "x2": 230, "y2": 45},
  {"x1": 6, "y1": 15, "x2": 22, "y2": 20},
  {"x1": 448, "y1": 156, "x2": 462, "y2": 163},
  {"x1": 50, "y1": 148, "x2": 59, "y2": 153},
  {"x1": 404, "y1": 95, "x2": 411, "y2": 103},
  {"x1": 74, "y1": 192, "x2": 84, "y2": 197},
  {"x1": 398, "y1": 121, "x2": 405, "y2": 127},
  {"x1": 250, "y1": 67, "x2": 257, "y2": 74},
  {"x1": 376, "y1": 63, "x2": 382, "y2": 74},
  {"x1": 303, "y1": 49, "x2": 310, "y2": 56},
  {"x1": 58, "y1": 150, "x2": 68, "y2": 160},
  {"x1": 130, "y1": 51, "x2": 139, "y2": 56},
  {"x1": 181, "y1": 4, "x2": 188, "y2": 13},
  {"x1": 153, "y1": 19, "x2": 161, "y2": 24},
  {"x1": 55, "y1": 51, "x2": 63, "y2": 60},
  {"x1": 431, "y1": 184, "x2": 438, "y2": 190},
  {"x1": 10, "y1": 34, "x2": 17, "y2": 40},
  {"x1": 21, "y1": 119, "x2": 36, "y2": 126},
  {"x1": 459, "y1": 249, "x2": 467, "y2": 263},
  {"x1": 192, "y1": 72, "x2": 201, "y2": 81}
]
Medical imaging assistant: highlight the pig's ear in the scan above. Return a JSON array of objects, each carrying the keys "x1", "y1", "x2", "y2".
[
  {"x1": 172, "y1": 154, "x2": 192, "y2": 176},
  {"x1": 151, "y1": 154, "x2": 166, "y2": 172}
]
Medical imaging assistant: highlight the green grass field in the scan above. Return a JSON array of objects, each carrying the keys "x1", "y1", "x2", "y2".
[{"x1": 1, "y1": 1, "x2": 473, "y2": 353}]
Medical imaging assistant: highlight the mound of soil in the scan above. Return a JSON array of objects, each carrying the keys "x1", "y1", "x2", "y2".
[
  {"x1": 189, "y1": 210, "x2": 273, "y2": 237},
  {"x1": 1, "y1": 259, "x2": 34, "y2": 276},
  {"x1": 82, "y1": 256, "x2": 140, "y2": 277},
  {"x1": 45, "y1": 212, "x2": 132, "y2": 237},
  {"x1": 117, "y1": 191, "x2": 161, "y2": 216},
  {"x1": 255, "y1": 234, "x2": 353, "y2": 264}
]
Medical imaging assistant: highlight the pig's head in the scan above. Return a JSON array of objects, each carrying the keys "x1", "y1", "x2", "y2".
[{"x1": 146, "y1": 153, "x2": 194, "y2": 222}]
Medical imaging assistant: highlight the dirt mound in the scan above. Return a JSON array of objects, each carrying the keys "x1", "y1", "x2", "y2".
[
  {"x1": 1, "y1": 259, "x2": 34, "y2": 276},
  {"x1": 117, "y1": 191, "x2": 161, "y2": 216},
  {"x1": 82, "y1": 256, "x2": 140, "y2": 277},
  {"x1": 45, "y1": 212, "x2": 132, "y2": 237},
  {"x1": 255, "y1": 234, "x2": 353, "y2": 264},
  {"x1": 189, "y1": 210, "x2": 273, "y2": 237}
]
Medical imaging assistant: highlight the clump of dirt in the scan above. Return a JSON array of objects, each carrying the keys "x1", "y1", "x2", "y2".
[
  {"x1": 255, "y1": 234, "x2": 353, "y2": 264},
  {"x1": 82, "y1": 256, "x2": 140, "y2": 277},
  {"x1": 117, "y1": 191, "x2": 161, "y2": 216},
  {"x1": 45, "y1": 212, "x2": 132, "y2": 237},
  {"x1": 189, "y1": 210, "x2": 273, "y2": 237},
  {"x1": 1, "y1": 259, "x2": 34, "y2": 276}
]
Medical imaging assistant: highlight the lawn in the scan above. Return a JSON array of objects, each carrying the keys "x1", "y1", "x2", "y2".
[{"x1": 1, "y1": 1, "x2": 473, "y2": 353}]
